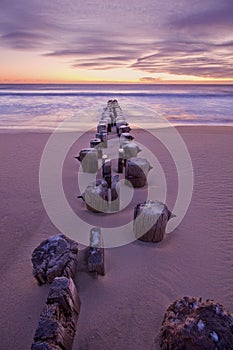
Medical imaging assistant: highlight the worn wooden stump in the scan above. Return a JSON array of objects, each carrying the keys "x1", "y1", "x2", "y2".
[
  {"x1": 97, "y1": 122, "x2": 107, "y2": 134},
  {"x1": 116, "y1": 120, "x2": 128, "y2": 136},
  {"x1": 100, "y1": 131, "x2": 108, "y2": 148},
  {"x1": 115, "y1": 114, "x2": 124, "y2": 124},
  {"x1": 31, "y1": 277, "x2": 81, "y2": 350},
  {"x1": 120, "y1": 132, "x2": 134, "y2": 147},
  {"x1": 125, "y1": 157, "x2": 151, "y2": 188},
  {"x1": 109, "y1": 111, "x2": 115, "y2": 126},
  {"x1": 102, "y1": 158, "x2": 112, "y2": 188},
  {"x1": 87, "y1": 227, "x2": 105, "y2": 276},
  {"x1": 111, "y1": 107, "x2": 118, "y2": 125},
  {"x1": 159, "y1": 296, "x2": 233, "y2": 350},
  {"x1": 117, "y1": 148, "x2": 124, "y2": 173},
  {"x1": 31, "y1": 234, "x2": 79, "y2": 285},
  {"x1": 90, "y1": 138, "x2": 103, "y2": 158},
  {"x1": 110, "y1": 175, "x2": 120, "y2": 212},
  {"x1": 107, "y1": 99, "x2": 113, "y2": 106},
  {"x1": 112, "y1": 99, "x2": 119, "y2": 106},
  {"x1": 102, "y1": 154, "x2": 108, "y2": 165},
  {"x1": 122, "y1": 141, "x2": 141, "y2": 160},
  {"x1": 101, "y1": 114, "x2": 112, "y2": 132},
  {"x1": 79, "y1": 179, "x2": 109, "y2": 213},
  {"x1": 134, "y1": 200, "x2": 172, "y2": 242},
  {"x1": 75, "y1": 148, "x2": 98, "y2": 173},
  {"x1": 115, "y1": 115, "x2": 125, "y2": 121},
  {"x1": 118, "y1": 124, "x2": 131, "y2": 136}
]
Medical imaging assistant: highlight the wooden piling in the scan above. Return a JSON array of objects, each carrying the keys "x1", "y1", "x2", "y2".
[
  {"x1": 31, "y1": 277, "x2": 81, "y2": 350},
  {"x1": 133, "y1": 200, "x2": 172, "y2": 242},
  {"x1": 87, "y1": 227, "x2": 105, "y2": 276},
  {"x1": 110, "y1": 175, "x2": 120, "y2": 212},
  {"x1": 117, "y1": 148, "x2": 124, "y2": 173}
]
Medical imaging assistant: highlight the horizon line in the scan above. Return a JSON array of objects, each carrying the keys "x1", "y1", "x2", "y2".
[{"x1": 0, "y1": 81, "x2": 233, "y2": 85}]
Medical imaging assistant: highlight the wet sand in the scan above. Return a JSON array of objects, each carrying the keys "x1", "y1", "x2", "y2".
[{"x1": 0, "y1": 126, "x2": 232, "y2": 349}]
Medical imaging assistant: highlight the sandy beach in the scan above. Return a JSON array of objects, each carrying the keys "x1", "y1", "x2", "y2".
[{"x1": 0, "y1": 126, "x2": 232, "y2": 349}]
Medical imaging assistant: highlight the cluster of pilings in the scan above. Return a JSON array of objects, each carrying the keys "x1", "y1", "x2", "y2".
[
  {"x1": 31, "y1": 229, "x2": 104, "y2": 349},
  {"x1": 31, "y1": 100, "x2": 233, "y2": 349},
  {"x1": 76, "y1": 99, "x2": 154, "y2": 214}
]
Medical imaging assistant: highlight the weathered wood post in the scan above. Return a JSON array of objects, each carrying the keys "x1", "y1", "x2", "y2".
[
  {"x1": 116, "y1": 120, "x2": 128, "y2": 136},
  {"x1": 125, "y1": 157, "x2": 152, "y2": 188},
  {"x1": 109, "y1": 111, "x2": 115, "y2": 126},
  {"x1": 31, "y1": 234, "x2": 79, "y2": 285},
  {"x1": 97, "y1": 121, "x2": 107, "y2": 134},
  {"x1": 102, "y1": 157, "x2": 112, "y2": 188},
  {"x1": 110, "y1": 175, "x2": 120, "y2": 212},
  {"x1": 102, "y1": 154, "x2": 108, "y2": 165},
  {"x1": 117, "y1": 148, "x2": 124, "y2": 173},
  {"x1": 112, "y1": 105, "x2": 117, "y2": 125},
  {"x1": 120, "y1": 132, "x2": 134, "y2": 147},
  {"x1": 106, "y1": 119, "x2": 112, "y2": 132},
  {"x1": 100, "y1": 131, "x2": 108, "y2": 148},
  {"x1": 31, "y1": 277, "x2": 81, "y2": 350},
  {"x1": 87, "y1": 227, "x2": 105, "y2": 276},
  {"x1": 118, "y1": 124, "x2": 131, "y2": 136},
  {"x1": 102, "y1": 114, "x2": 112, "y2": 132},
  {"x1": 122, "y1": 141, "x2": 141, "y2": 161},
  {"x1": 159, "y1": 297, "x2": 233, "y2": 350},
  {"x1": 78, "y1": 180, "x2": 109, "y2": 213},
  {"x1": 133, "y1": 200, "x2": 172, "y2": 242},
  {"x1": 75, "y1": 148, "x2": 98, "y2": 173},
  {"x1": 90, "y1": 138, "x2": 103, "y2": 158}
]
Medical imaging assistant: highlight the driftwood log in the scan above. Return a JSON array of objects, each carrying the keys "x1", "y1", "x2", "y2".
[
  {"x1": 133, "y1": 200, "x2": 172, "y2": 242},
  {"x1": 79, "y1": 179, "x2": 109, "y2": 213},
  {"x1": 87, "y1": 227, "x2": 105, "y2": 276},
  {"x1": 31, "y1": 277, "x2": 81, "y2": 350},
  {"x1": 110, "y1": 175, "x2": 120, "y2": 212},
  {"x1": 125, "y1": 157, "x2": 152, "y2": 188},
  {"x1": 75, "y1": 148, "x2": 98, "y2": 173},
  {"x1": 159, "y1": 296, "x2": 233, "y2": 350},
  {"x1": 31, "y1": 234, "x2": 79, "y2": 285}
]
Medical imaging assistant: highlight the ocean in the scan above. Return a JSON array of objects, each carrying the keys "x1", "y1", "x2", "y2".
[{"x1": 0, "y1": 84, "x2": 232, "y2": 131}]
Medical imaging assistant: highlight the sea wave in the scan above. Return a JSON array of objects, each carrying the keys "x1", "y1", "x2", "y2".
[{"x1": 0, "y1": 84, "x2": 232, "y2": 130}]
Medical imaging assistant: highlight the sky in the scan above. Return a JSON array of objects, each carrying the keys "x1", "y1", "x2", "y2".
[{"x1": 0, "y1": 0, "x2": 232, "y2": 83}]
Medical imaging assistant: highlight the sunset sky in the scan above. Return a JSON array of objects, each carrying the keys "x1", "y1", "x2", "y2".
[{"x1": 0, "y1": 0, "x2": 232, "y2": 83}]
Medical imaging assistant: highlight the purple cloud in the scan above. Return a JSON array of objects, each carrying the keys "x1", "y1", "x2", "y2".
[
  {"x1": 1, "y1": 31, "x2": 52, "y2": 49},
  {"x1": 130, "y1": 40, "x2": 233, "y2": 78},
  {"x1": 0, "y1": 0, "x2": 232, "y2": 78}
]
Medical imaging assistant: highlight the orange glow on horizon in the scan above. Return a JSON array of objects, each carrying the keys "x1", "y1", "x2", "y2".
[
  {"x1": 1, "y1": 49, "x2": 232, "y2": 85},
  {"x1": 0, "y1": 77, "x2": 232, "y2": 84}
]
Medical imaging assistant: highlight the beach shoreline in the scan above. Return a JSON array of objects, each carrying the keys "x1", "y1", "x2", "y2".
[
  {"x1": 0, "y1": 125, "x2": 232, "y2": 349},
  {"x1": 0, "y1": 123, "x2": 233, "y2": 133}
]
